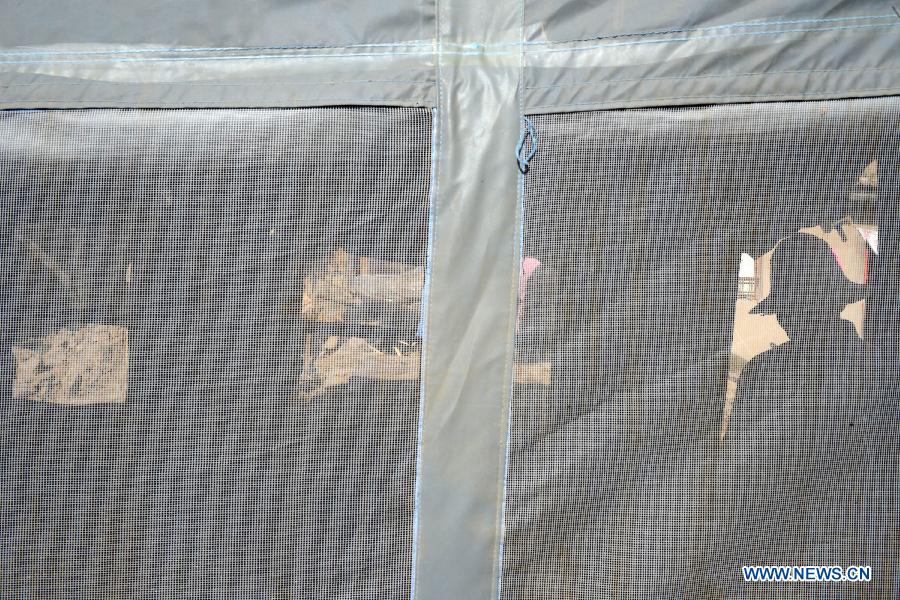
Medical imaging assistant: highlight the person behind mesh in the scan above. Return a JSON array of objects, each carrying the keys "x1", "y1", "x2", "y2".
[{"x1": 717, "y1": 232, "x2": 892, "y2": 595}]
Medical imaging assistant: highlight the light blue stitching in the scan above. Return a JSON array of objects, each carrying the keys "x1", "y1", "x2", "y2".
[
  {"x1": 0, "y1": 50, "x2": 429, "y2": 65},
  {"x1": 410, "y1": 106, "x2": 438, "y2": 600},
  {"x1": 522, "y1": 12, "x2": 900, "y2": 46},
  {"x1": 497, "y1": 6, "x2": 529, "y2": 591},
  {"x1": 410, "y1": 10, "x2": 443, "y2": 600},
  {"x1": 497, "y1": 6, "x2": 529, "y2": 597},
  {"x1": 0, "y1": 98, "x2": 432, "y2": 106},
  {"x1": 1, "y1": 17, "x2": 898, "y2": 65},
  {"x1": 527, "y1": 65, "x2": 900, "y2": 91},
  {"x1": 0, "y1": 42, "x2": 434, "y2": 57},
  {"x1": 534, "y1": 22, "x2": 900, "y2": 54},
  {"x1": 667, "y1": 12, "x2": 898, "y2": 30},
  {"x1": 0, "y1": 12, "x2": 895, "y2": 57},
  {"x1": 1, "y1": 79, "x2": 433, "y2": 88},
  {"x1": 527, "y1": 85, "x2": 900, "y2": 111}
]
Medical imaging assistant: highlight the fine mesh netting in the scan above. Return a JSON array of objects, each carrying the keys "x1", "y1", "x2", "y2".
[
  {"x1": 0, "y1": 107, "x2": 432, "y2": 599},
  {"x1": 503, "y1": 98, "x2": 899, "y2": 599}
]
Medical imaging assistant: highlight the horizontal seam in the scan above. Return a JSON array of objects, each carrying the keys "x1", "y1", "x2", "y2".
[
  {"x1": 531, "y1": 22, "x2": 900, "y2": 55},
  {"x1": 0, "y1": 13, "x2": 895, "y2": 57},
  {"x1": 0, "y1": 50, "x2": 429, "y2": 65},
  {"x1": 1, "y1": 20, "x2": 898, "y2": 65},
  {"x1": 527, "y1": 85, "x2": 900, "y2": 110},
  {"x1": 0, "y1": 42, "x2": 434, "y2": 57},
  {"x1": 0, "y1": 97, "x2": 429, "y2": 105},
  {"x1": 524, "y1": 12, "x2": 899, "y2": 46},
  {"x1": 526, "y1": 65, "x2": 900, "y2": 91},
  {"x1": 0, "y1": 79, "x2": 434, "y2": 88}
]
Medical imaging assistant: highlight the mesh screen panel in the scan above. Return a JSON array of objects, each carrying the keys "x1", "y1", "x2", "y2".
[
  {"x1": 503, "y1": 98, "x2": 898, "y2": 599},
  {"x1": 0, "y1": 107, "x2": 432, "y2": 599}
]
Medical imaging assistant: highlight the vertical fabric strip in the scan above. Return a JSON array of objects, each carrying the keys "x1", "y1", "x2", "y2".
[{"x1": 412, "y1": 1, "x2": 523, "y2": 598}]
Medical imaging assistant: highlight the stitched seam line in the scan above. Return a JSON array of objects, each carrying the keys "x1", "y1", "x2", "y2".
[
  {"x1": 0, "y1": 42, "x2": 435, "y2": 57},
  {"x1": 0, "y1": 97, "x2": 431, "y2": 105},
  {"x1": 0, "y1": 50, "x2": 428, "y2": 65},
  {"x1": 523, "y1": 12, "x2": 899, "y2": 45},
  {"x1": 1, "y1": 79, "x2": 434, "y2": 88},
  {"x1": 532, "y1": 22, "x2": 900, "y2": 55},
  {"x1": 496, "y1": 0, "x2": 529, "y2": 596},
  {"x1": 410, "y1": 3, "x2": 442, "y2": 600},
  {"x1": 1, "y1": 20, "x2": 897, "y2": 65},
  {"x1": 0, "y1": 12, "x2": 895, "y2": 57},
  {"x1": 526, "y1": 65, "x2": 900, "y2": 91},
  {"x1": 527, "y1": 85, "x2": 900, "y2": 110}
]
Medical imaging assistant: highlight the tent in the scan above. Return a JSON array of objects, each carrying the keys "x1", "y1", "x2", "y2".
[{"x1": 1, "y1": 1, "x2": 898, "y2": 598}]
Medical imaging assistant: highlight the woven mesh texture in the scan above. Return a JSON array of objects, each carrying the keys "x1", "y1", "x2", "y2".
[
  {"x1": 503, "y1": 98, "x2": 899, "y2": 599},
  {"x1": 0, "y1": 107, "x2": 432, "y2": 599}
]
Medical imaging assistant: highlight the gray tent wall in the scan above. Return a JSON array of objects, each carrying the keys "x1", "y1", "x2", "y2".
[{"x1": 1, "y1": 0, "x2": 898, "y2": 598}]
